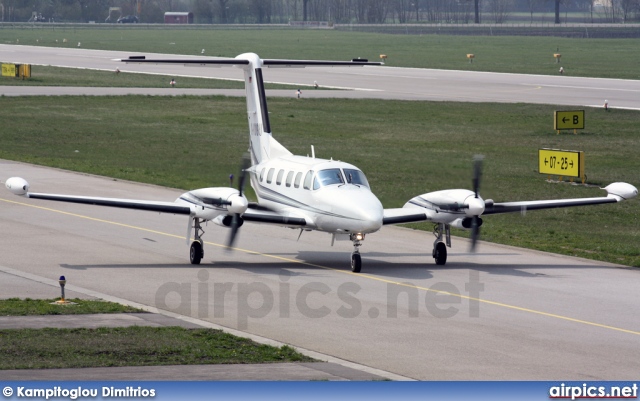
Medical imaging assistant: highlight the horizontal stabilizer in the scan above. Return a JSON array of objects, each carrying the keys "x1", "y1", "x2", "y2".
[
  {"x1": 120, "y1": 55, "x2": 382, "y2": 68},
  {"x1": 263, "y1": 59, "x2": 382, "y2": 67},
  {"x1": 121, "y1": 57, "x2": 249, "y2": 66}
]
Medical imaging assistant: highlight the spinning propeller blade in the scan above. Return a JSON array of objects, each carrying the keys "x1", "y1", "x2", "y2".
[
  {"x1": 470, "y1": 155, "x2": 484, "y2": 252},
  {"x1": 470, "y1": 215, "x2": 480, "y2": 252},
  {"x1": 473, "y1": 155, "x2": 483, "y2": 199},
  {"x1": 226, "y1": 153, "x2": 251, "y2": 250}
]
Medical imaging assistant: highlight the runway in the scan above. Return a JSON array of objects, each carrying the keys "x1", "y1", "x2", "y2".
[
  {"x1": 1, "y1": 45, "x2": 640, "y2": 109},
  {"x1": 1, "y1": 45, "x2": 639, "y2": 380}
]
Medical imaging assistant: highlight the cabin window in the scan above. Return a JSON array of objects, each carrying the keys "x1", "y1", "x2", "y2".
[
  {"x1": 344, "y1": 168, "x2": 370, "y2": 188},
  {"x1": 260, "y1": 168, "x2": 266, "y2": 182},
  {"x1": 313, "y1": 168, "x2": 345, "y2": 190},
  {"x1": 266, "y1": 168, "x2": 275, "y2": 184},
  {"x1": 276, "y1": 169, "x2": 285, "y2": 185},
  {"x1": 303, "y1": 170, "x2": 314, "y2": 190},
  {"x1": 294, "y1": 172, "x2": 302, "y2": 188},
  {"x1": 285, "y1": 171, "x2": 294, "y2": 187}
]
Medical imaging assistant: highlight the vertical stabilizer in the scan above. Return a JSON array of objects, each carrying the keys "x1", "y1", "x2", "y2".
[
  {"x1": 121, "y1": 52, "x2": 382, "y2": 166},
  {"x1": 237, "y1": 53, "x2": 292, "y2": 166}
]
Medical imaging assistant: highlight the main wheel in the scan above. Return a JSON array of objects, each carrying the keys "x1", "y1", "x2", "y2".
[
  {"x1": 351, "y1": 253, "x2": 362, "y2": 273},
  {"x1": 434, "y1": 242, "x2": 447, "y2": 266},
  {"x1": 190, "y1": 241, "x2": 203, "y2": 265}
]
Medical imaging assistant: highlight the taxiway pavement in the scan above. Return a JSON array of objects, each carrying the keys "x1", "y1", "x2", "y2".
[{"x1": 1, "y1": 160, "x2": 638, "y2": 380}]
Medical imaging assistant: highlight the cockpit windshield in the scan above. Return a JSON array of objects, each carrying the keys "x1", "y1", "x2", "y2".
[
  {"x1": 344, "y1": 169, "x2": 370, "y2": 188},
  {"x1": 311, "y1": 168, "x2": 370, "y2": 190},
  {"x1": 313, "y1": 169, "x2": 344, "y2": 189}
]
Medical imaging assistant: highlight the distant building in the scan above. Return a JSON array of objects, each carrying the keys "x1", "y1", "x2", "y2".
[
  {"x1": 593, "y1": 0, "x2": 613, "y2": 8},
  {"x1": 164, "y1": 12, "x2": 193, "y2": 24}
]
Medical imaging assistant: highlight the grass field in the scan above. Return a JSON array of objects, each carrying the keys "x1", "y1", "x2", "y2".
[
  {"x1": 0, "y1": 298, "x2": 143, "y2": 315},
  {"x1": 0, "y1": 95, "x2": 638, "y2": 267},
  {"x1": 0, "y1": 298, "x2": 314, "y2": 369},
  {"x1": 1, "y1": 27, "x2": 640, "y2": 79},
  {"x1": 0, "y1": 326, "x2": 313, "y2": 369}
]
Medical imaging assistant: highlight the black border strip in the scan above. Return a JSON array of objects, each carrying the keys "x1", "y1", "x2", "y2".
[
  {"x1": 382, "y1": 214, "x2": 428, "y2": 225},
  {"x1": 255, "y1": 68, "x2": 271, "y2": 133},
  {"x1": 242, "y1": 213, "x2": 307, "y2": 226}
]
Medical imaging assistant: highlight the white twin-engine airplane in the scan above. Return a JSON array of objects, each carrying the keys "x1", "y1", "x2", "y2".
[{"x1": 5, "y1": 53, "x2": 638, "y2": 272}]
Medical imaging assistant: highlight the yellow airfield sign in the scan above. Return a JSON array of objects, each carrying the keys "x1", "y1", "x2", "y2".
[
  {"x1": 539, "y1": 149, "x2": 584, "y2": 182},
  {"x1": 554, "y1": 110, "x2": 585, "y2": 131},
  {"x1": 1, "y1": 63, "x2": 16, "y2": 77}
]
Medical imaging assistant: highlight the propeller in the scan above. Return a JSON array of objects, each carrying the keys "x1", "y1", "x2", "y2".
[
  {"x1": 469, "y1": 155, "x2": 484, "y2": 252},
  {"x1": 226, "y1": 153, "x2": 251, "y2": 250}
]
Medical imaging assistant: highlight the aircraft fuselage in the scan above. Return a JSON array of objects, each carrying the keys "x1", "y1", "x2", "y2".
[{"x1": 251, "y1": 155, "x2": 383, "y2": 235}]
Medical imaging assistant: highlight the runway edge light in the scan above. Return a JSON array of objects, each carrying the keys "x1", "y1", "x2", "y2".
[{"x1": 52, "y1": 275, "x2": 76, "y2": 305}]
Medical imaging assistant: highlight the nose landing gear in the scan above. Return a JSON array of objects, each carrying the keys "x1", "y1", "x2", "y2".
[{"x1": 350, "y1": 233, "x2": 364, "y2": 273}]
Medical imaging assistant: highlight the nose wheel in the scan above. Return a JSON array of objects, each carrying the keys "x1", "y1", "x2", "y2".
[
  {"x1": 351, "y1": 252, "x2": 362, "y2": 273},
  {"x1": 350, "y1": 233, "x2": 364, "y2": 273}
]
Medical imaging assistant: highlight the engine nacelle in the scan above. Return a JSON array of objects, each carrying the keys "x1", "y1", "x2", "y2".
[
  {"x1": 5, "y1": 177, "x2": 30, "y2": 196},
  {"x1": 212, "y1": 214, "x2": 244, "y2": 228},
  {"x1": 176, "y1": 187, "x2": 249, "y2": 221},
  {"x1": 450, "y1": 217, "x2": 483, "y2": 230},
  {"x1": 404, "y1": 189, "x2": 485, "y2": 217}
]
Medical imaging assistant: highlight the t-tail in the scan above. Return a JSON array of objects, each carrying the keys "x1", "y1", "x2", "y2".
[
  {"x1": 236, "y1": 53, "x2": 291, "y2": 166},
  {"x1": 120, "y1": 52, "x2": 383, "y2": 165}
]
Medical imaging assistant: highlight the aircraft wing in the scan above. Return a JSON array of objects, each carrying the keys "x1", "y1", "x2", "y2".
[
  {"x1": 5, "y1": 176, "x2": 191, "y2": 215},
  {"x1": 484, "y1": 182, "x2": 637, "y2": 215},
  {"x1": 25, "y1": 193, "x2": 192, "y2": 215},
  {"x1": 383, "y1": 182, "x2": 637, "y2": 224},
  {"x1": 382, "y1": 208, "x2": 431, "y2": 225},
  {"x1": 484, "y1": 197, "x2": 617, "y2": 215}
]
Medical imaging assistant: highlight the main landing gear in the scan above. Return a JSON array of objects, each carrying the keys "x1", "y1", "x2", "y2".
[
  {"x1": 190, "y1": 218, "x2": 205, "y2": 265},
  {"x1": 432, "y1": 223, "x2": 451, "y2": 266},
  {"x1": 350, "y1": 233, "x2": 364, "y2": 273}
]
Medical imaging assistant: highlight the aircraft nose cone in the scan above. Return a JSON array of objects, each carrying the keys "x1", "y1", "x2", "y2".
[
  {"x1": 466, "y1": 197, "x2": 485, "y2": 216},
  {"x1": 316, "y1": 187, "x2": 383, "y2": 233},
  {"x1": 342, "y1": 190, "x2": 383, "y2": 233},
  {"x1": 357, "y1": 205, "x2": 383, "y2": 232}
]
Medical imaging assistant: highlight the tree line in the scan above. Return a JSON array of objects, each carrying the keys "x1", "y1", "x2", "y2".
[{"x1": 2, "y1": 0, "x2": 638, "y2": 24}]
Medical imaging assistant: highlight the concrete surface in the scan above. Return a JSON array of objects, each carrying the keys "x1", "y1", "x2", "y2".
[{"x1": 0, "y1": 273, "x2": 388, "y2": 381}]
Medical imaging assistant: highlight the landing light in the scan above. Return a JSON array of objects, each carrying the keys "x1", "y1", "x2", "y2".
[{"x1": 351, "y1": 233, "x2": 364, "y2": 241}]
